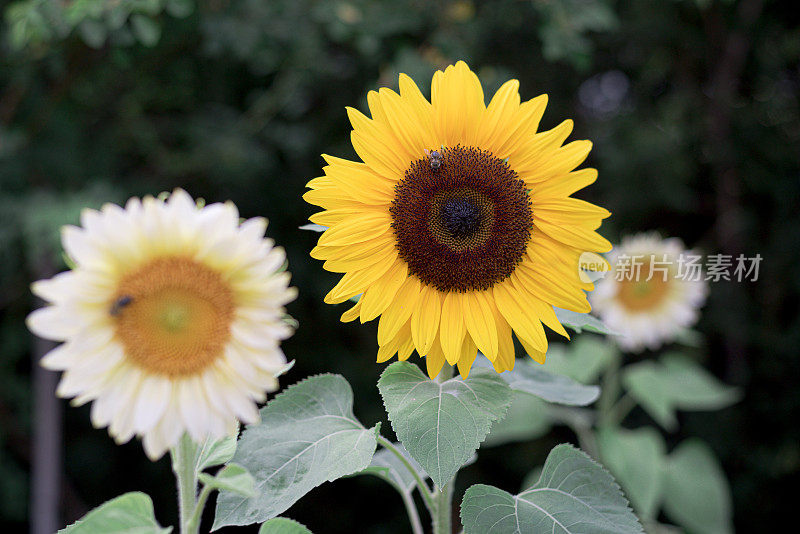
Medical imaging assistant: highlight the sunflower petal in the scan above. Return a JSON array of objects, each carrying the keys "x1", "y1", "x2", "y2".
[{"x1": 411, "y1": 286, "x2": 441, "y2": 356}]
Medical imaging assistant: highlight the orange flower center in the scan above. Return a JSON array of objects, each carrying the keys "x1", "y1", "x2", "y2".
[
  {"x1": 615, "y1": 260, "x2": 671, "y2": 312},
  {"x1": 111, "y1": 257, "x2": 235, "y2": 377}
]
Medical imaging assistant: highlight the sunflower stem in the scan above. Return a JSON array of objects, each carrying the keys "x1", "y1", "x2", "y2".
[
  {"x1": 377, "y1": 435, "x2": 435, "y2": 512},
  {"x1": 431, "y1": 365, "x2": 455, "y2": 533},
  {"x1": 400, "y1": 488, "x2": 425, "y2": 534},
  {"x1": 432, "y1": 479, "x2": 454, "y2": 534},
  {"x1": 597, "y1": 350, "x2": 622, "y2": 428},
  {"x1": 171, "y1": 434, "x2": 200, "y2": 534}
]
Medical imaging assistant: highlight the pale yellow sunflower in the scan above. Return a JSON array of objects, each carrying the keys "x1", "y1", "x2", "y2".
[
  {"x1": 27, "y1": 190, "x2": 297, "y2": 459},
  {"x1": 305, "y1": 61, "x2": 611, "y2": 379},
  {"x1": 590, "y1": 232, "x2": 708, "y2": 352}
]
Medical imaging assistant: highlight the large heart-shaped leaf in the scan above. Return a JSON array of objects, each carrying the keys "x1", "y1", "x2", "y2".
[
  {"x1": 662, "y1": 439, "x2": 733, "y2": 534},
  {"x1": 500, "y1": 358, "x2": 601, "y2": 405},
  {"x1": 213, "y1": 374, "x2": 378, "y2": 529},
  {"x1": 541, "y1": 337, "x2": 618, "y2": 384},
  {"x1": 623, "y1": 354, "x2": 741, "y2": 430},
  {"x1": 259, "y1": 518, "x2": 313, "y2": 534},
  {"x1": 60, "y1": 492, "x2": 170, "y2": 534},
  {"x1": 460, "y1": 444, "x2": 644, "y2": 534},
  {"x1": 597, "y1": 427, "x2": 666, "y2": 519},
  {"x1": 378, "y1": 362, "x2": 512, "y2": 488}
]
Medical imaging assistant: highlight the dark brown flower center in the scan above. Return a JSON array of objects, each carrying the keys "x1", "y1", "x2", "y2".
[{"x1": 390, "y1": 145, "x2": 533, "y2": 292}]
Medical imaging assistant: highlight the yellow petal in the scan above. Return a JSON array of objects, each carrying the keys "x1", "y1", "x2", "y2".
[
  {"x1": 398, "y1": 73, "x2": 436, "y2": 138},
  {"x1": 533, "y1": 217, "x2": 612, "y2": 253},
  {"x1": 439, "y1": 291, "x2": 466, "y2": 365},
  {"x1": 317, "y1": 211, "x2": 391, "y2": 247},
  {"x1": 424, "y1": 338, "x2": 447, "y2": 379},
  {"x1": 359, "y1": 261, "x2": 408, "y2": 322},
  {"x1": 477, "y1": 79, "x2": 521, "y2": 150},
  {"x1": 309, "y1": 207, "x2": 366, "y2": 227},
  {"x1": 513, "y1": 264, "x2": 591, "y2": 313},
  {"x1": 320, "y1": 235, "x2": 396, "y2": 273},
  {"x1": 519, "y1": 336, "x2": 546, "y2": 364},
  {"x1": 492, "y1": 281, "x2": 548, "y2": 353},
  {"x1": 411, "y1": 286, "x2": 441, "y2": 356},
  {"x1": 490, "y1": 94, "x2": 548, "y2": 158},
  {"x1": 323, "y1": 157, "x2": 395, "y2": 205},
  {"x1": 532, "y1": 168, "x2": 598, "y2": 200},
  {"x1": 375, "y1": 87, "x2": 436, "y2": 161},
  {"x1": 493, "y1": 313, "x2": 516, "y2": 373},
  {"x1": 456, "y1": 335, "x2": 478, "y2": 378},
  {"x1": 432, "y1": 61, "x2": 485, "y2": 146},
  {"x1": 341, "y1": 299, "x2": 362, "y2": 323},
  {"x1": 512, "y1": 119, "x2": 574, "y2": 174},
  {"x1": 350, "y1": 130, "x2": 405, "y2": 181},
  {"x1": 377, "y1": 276, "x2": 422, "y2": 345},
  {"x1": 522, "y1": 140, "x2": 593, "y2": 183},
  {"x1": 323, "y1": 253, "x2": 397, "y2": 304},
  {"x1": 461, "y1": 290, "x2": 499, "y2": 361}
]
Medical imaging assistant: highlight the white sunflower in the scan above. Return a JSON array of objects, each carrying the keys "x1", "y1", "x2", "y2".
[
  {"x1": 590, "y1": 232, "x2": 708, "y2": 352},
  {"x1": 27, "y1": 189, "x2": 297, "y2": 459}
]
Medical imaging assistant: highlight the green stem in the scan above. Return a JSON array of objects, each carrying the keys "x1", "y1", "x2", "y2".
[
  {"x1": 186, "y1": 485, "x2": 213, "y2": 533},
  {"x1": 432, "y1": 480, "x2": 454, "y2": 534},
  {"x1": 597, "y1": 351, "x2": 622, "y2": 428},
  {"x1": 400, "y1": 488, "x2": 425, "y2": 534},
  {"x1": 432, "y1": 364, "x2": 455, "y2": 534},
  {"x1": 606, "y1": 393, "x2": 637, "y2": 427},
  {"x1": 377, "y1": 435, "x2": 434, "y2": 511},
  {"x1": 171, "y1": 434, "x2": 200, "y2": 534}
]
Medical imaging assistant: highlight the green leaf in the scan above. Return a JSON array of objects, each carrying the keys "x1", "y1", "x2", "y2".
[
  {"x1": 597, "y1": 427, "x2": 666, "y2": 520},
  {"x1": 497, "y1": 358, "x2": 600, "y2": 406},
  {"x1": 378, "y1": 361, "x2": 512, "y2": 488},
  {"x1": 213, "y1": 374, "x2": 378, "y2": 529},
  {"x1": 662, "y1": 440, "x2": 733, "y2": 534},
  {"x1": 259, "y1": 518, "x2": 313, "y2": 534},
  {"x1": 199, "y1": 463, "x2": 255, "y2": 498},
  {"x1": 130, "y1": 14, "x2": 160, "y2": 47},
  {"x1": 358, "y1": 442, "x2": 426, "y2": 493},
  {"x1": 460, "y1": 444, "x2": 644, "y2": 534},
  {"x1": 554, "y1": 308, "x2": 618, "y2": 335},
  {"x1": 77, "y1": 19, "x2": 107, "y2": 48},
  {"x1": 484, "y1": 392, "x2": 550, "y2": 447},
  {"x1": 622, "y1": 355, "x2": 741, "y2": 430},
  {"x1": 166, "y1": 0, "x2": 195, "y2": 18},
  {"x1": 196, "y1": 433, "x2": 237, "y2": 471},
  {"x1": 60, "y1": 492, "x2": 171, "y2": 534},
  {"x1": 298, "y1": 223, "x2": 328, "y2": 232},
  {"x1": 542, "y1": 337, "x2": 618, "y2": 384}
]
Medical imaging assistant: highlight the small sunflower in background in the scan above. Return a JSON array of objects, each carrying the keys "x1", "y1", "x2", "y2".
[
  {"x1": 590, "y1": 232, "x2": 708, "y2": 352},
  {"x1": 27, "y1": 190, "x2": 297, "y2": 459},
  {"x1": 305, "y1": 61, "x2": 611, "y2": 379}
]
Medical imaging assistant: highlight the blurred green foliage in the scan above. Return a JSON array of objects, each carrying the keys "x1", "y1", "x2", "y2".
[{"x1": 1, "y1": 0, "x2": 798, "y2": 532}]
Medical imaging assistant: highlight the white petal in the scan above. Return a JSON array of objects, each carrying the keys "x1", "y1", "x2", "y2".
[
  {"x1": 27, "y1": 306, "x2": 85, "y2": 340},
  {"x1": 133, "y1": 376, "x2": 171, "y2": 433}
]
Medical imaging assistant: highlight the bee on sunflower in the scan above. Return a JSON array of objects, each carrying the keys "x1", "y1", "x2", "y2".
[{"x1": 305, "y1": 61, "x2": 611, "y2": 379}]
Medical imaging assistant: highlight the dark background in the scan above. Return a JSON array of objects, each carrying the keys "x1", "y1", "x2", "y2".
[{"x1": 1, "y1": 0, "x2": 798, "y2": 532}]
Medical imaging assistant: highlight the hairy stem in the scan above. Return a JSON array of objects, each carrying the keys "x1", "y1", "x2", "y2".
[
  {"x1": 432, "y1": 480, "x2": 454, "y2": 534},
  {"x1": 171, "y1": 434, "x2": 200, "y2": 534},
  {"x1": 376, "y1": 435, "x2": 434, "y2": 511}
]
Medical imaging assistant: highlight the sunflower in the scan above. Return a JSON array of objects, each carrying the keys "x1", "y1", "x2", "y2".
[
  {"x1": 590, "y1": 232, "x2": 708, "y2": 352},
  {"x1": 27, "y1": 190, "x2": 297, "y2": 459},
  {"x1": 305, "y1": 61, "x2": 611, "y2": 379}
]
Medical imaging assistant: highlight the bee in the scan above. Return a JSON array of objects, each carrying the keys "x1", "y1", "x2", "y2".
[
  {"x1": 424, "y1": 148, "x2": 443, "y2": 170},
  {"x1": 110, "y1": 295, "x2": 134, "y2": 317}
]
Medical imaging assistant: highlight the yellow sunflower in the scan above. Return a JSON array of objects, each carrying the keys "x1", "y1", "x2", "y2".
[
  {"x1": 305, "y1": 61, "x2": 611, "y2": 379},
  {"x1": 27, "y1": 190, "x2": 297, "y2": 459}
]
